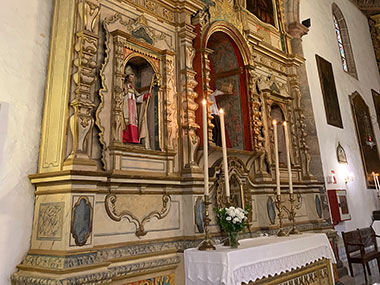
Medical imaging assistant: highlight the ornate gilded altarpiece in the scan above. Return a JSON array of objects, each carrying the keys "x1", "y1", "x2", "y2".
[{"x1": 12, "y1": 0, "x2": 335, "y2": 284}]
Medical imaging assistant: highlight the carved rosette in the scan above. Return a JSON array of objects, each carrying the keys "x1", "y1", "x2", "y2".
[
  {"x1": 111, "y1": 35, "x2": 127, "y2": 144},
  {"x1": 163, "y1": 53, "x2": 178, "y2": 151},
  {"x1": 66, "y1": 0, "x2": 100, "y2": 166}
]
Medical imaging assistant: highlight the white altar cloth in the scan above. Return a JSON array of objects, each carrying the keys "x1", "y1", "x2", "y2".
[{"x1": 184, "y1": 233, "x2": 336, "y2": 285}]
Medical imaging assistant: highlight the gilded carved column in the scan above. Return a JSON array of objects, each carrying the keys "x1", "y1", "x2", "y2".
[
  {"x1": 203, "y1": 48, "x2": 215, "y2": 144},
  {"x1": 163, "y1": 51, "x2": 178, "y2": 152},
  {"x1": 247, "y1": 66, "x2": 268, "y2": 177},
  {"x1": 247, "y1": 66, "x2": 265, "y2": 153},
  {"x1": 64, "y1": 0, "x2": 100, "y2": 171},
  {"x1": 179, "y1": 17, "x2": 201, "y2": 172},
  {"x1": 111, "y1": 33, "x2": 126, "y2": 146}
]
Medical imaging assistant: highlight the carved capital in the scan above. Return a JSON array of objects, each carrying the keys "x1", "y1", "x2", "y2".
[{"x1": 287, "y1": 21, "x2": 309, "y2": 39}]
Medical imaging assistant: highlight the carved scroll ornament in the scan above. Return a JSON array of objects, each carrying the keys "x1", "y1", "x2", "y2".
[{"x1": 105, "y1": 194, "x2": 171, "y2": 237}]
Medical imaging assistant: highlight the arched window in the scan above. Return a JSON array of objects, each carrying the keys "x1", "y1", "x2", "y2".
[{"x1": 332, "y1": 3, "x2": 357, "y2": 78}]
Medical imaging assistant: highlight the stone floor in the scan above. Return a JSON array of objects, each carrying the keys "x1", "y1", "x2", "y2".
[{"x1": 339, "y1": 262, "x2": 380, "y2": 285}]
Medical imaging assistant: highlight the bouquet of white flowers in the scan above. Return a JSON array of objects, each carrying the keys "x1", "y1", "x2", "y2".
[{"x1": 214, "y1": 206, "x2": 249, "y2": 234}]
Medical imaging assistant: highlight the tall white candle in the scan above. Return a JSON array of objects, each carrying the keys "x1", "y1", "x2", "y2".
[
  {"x1": 372, "y1": 172, "x2": 379, "y2": 191},
  {"x1": 273, "y1": 120, "x2": 281, "y2": 196},
  {"x1": 375, "y1": 174, "x2": 380, "y2": 192},
  {"x1": 283, "y1": 121, "x2": 293, "y2": 194},
  {"x1": 220, "y1": 109, "x2": 230, "y2": 197},
  {"x1": 202, "y1": 99, "x2": 209, "y2": 195}
]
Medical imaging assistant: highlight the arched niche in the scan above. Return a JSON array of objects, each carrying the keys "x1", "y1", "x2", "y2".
[
  {"x1": 211, "y1": 157, "x2": 252, "y2": 211},
  {"x1": 122, "y1": 56, "x2": 159, "y2": 150},
  {"x1": 199, "y1": 28, "x2": 252, "y2": 151},
  {"x1": 270, "y1": 104, "x2": 286, "y2": 165},
  {"x1": 246, "y1": 0, "x2": 275, "y2": 26}
]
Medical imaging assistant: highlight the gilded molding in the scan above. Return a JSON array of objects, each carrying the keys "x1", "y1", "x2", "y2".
[
  {"x1": 209, "y1": 0, "x2": 243, "y2": 34},
  {"x1": 38, "y1": 0, "x2": 76, "y2": 173},
  {"x1": 12, "y1": 256, "x2": 179, "y2": 285}
]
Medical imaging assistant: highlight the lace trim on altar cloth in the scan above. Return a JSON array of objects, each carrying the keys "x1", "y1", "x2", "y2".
[{"x1": 231, "y1": 245, "x2": 334, "y2": 285}]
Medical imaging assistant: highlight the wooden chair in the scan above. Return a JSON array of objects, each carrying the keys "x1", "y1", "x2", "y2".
[{"x1": 342, "y1": 227, "x2": 380, "y2": 283}]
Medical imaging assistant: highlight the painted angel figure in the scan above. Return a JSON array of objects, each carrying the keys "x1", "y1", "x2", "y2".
[{"x1": 122, "y1": 65, "x2": 151, "y2": 149}]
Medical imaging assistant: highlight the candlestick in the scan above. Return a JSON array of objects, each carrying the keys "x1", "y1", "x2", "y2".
[
  {"x1": 220, "y1": 109, "x2": 230, "y2": 198},
  {"x1": 273, "y1": 120, "x2": 280, "y2": 196},
  {"x1": 283, "y1": 122, "x2": 293, "y2": 194},
  {"x1": 275, "y1": 194, "x2": 286, "y2": 237},
  {"x1": 288, "y1": 193, "x2": 301, "y2": 235},
  {"x1": 198, "y1": 195, "x2": 216, "y2": 251},
  {"x1": 202, "y1": 99, "x2": 209, "y2": 195}
]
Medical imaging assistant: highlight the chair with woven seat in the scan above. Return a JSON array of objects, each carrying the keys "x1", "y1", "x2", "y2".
[{"x1": 342, "y1": 227, "x2": 380, "y2": 283}]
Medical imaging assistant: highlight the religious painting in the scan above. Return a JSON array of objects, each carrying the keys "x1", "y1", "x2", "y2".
[
  {"x1": 336, "y1": 142, "x2": 347, "y2": 164},
  {"x1": 246, "y1": 0, "x2": 275, "y2": 26},
  {"x1": 207, "y1": 32, "x2": 251, "y2": 151},
  {"x1": 372, "y1": 89, "x2": 380, "y2": 130},
  {"x1": 350, "y1": 92, "x2": 380, "y2": 187},
  {"x1": 316, "y1": 55, "x2": 344, "y2": 128}
]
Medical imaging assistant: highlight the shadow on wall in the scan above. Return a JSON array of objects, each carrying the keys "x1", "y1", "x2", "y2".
[{"x1": 0, "y1": 102, "x2": 9, "y2": 174}]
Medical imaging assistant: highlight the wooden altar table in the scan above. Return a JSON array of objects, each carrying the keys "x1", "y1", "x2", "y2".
[{"x1": 184, "y1": 233, "x2": 336, "y2": 285}]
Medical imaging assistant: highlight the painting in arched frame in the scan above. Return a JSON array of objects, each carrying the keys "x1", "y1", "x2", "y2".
[{"x1": 207, "y1": 31, "x2": 251, "y2": 151}]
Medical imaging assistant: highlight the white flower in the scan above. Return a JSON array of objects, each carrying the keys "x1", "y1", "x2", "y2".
[
  {"x1": 233, "y1": 217, "x2": 240, "y2": 224},
  {"x1": 226, "y1": 208, "x2": 236, "y2": 217},
  {"x1": 226, "y1": 216, "x2": 232, "y2": 221}
]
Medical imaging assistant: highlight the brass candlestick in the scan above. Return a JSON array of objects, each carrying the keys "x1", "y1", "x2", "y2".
[
  {"x1": 198, "y1": 194, "x2": 216, "y2": 251},
  {"x1": 288, "y1": 193, "x2": 302, "y2": 235},
  {"x1": 275, "y1": 194, "x2": 287, "y2": 236}
]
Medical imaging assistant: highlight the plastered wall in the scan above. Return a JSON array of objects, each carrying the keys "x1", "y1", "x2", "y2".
[
  {"x1": 300, "y1": 0, "x2": 380, "y2": 233},
  {"x1": 0, "y1": 0, "x2": 53, "y2": 283}
]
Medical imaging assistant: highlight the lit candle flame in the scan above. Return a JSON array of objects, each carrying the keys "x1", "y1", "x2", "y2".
[
  {"x1": 272, "y1": 120, "x2": 277, "y2": 125},
  {"x1": 219, "y1": 108, "x2": 224, "y2": 115},
  {"x1": 202, "y1": 99, "x2": 206, "y2": 106},
  {"x1": 283, "y1": 121, "x2": 287, "y2": 126}
]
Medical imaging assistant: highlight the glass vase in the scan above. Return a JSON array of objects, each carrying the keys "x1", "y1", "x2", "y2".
[{"x1": 228, "y1": 231, "x2": 239, "y2": 248}]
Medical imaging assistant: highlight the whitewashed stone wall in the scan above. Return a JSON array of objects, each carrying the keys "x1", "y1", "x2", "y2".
[
  {"x1": 300, "y1": 0, "x2": 380, "y2": 233},
  {"x1": 0, "y1": 0, "x2": 53, "y2": 284}
]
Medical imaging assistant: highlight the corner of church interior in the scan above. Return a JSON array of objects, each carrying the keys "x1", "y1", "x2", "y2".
[{"x1": 1, "y1": 0, "x2": 380, "y2": 284}]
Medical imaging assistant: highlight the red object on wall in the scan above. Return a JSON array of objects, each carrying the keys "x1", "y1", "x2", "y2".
[
  {"x1": 328, "y1": 190, "x2": 340, "y2": 225},
  {"x1": 328, "y1": 189, "x2": 351, "y2": 225}
]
